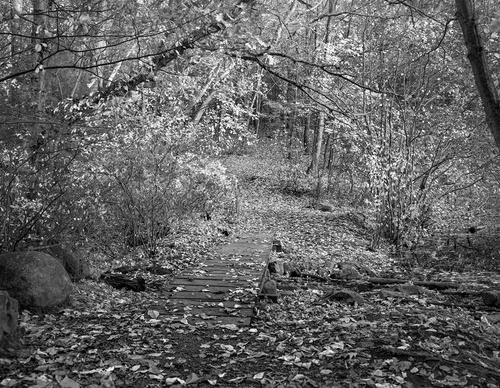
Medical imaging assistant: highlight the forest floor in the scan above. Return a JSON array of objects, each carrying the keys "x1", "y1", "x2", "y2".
[{"x1": 2, "y1": 142, "x2": 500, "y2": 388}]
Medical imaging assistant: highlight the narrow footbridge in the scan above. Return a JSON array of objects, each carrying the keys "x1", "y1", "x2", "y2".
[{"x1": 150, "y1": 233, "x2": 273, "y2": 327}]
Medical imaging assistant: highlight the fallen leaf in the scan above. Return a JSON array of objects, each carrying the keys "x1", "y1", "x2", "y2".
[
  {"x1": 0, "y1": 379, "x2": 18, "y2": 387},
  {"x1": 165, "y1": 377, "x2": 185, "y2": 385},
  {"x1": 186, "y1": 372, "x2": 200, "y2": 384},
  {"x1": 291, "y1": 374, "x2": 305, "y2": 381},
  {"x1": 60, "y1": 376, "x2": 80, "y2": 388}
]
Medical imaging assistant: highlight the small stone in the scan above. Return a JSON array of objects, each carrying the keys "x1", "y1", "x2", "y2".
[
  {"x1": 268, "y1": 260, "x2": 284, "y2": 275},
  {"x1": 283, "y1": 262, "x2": 296, "y2": 276},
  {"x1": 272, "y1": 240, "x2": 283, "y2": 252},
  {"x1": 339, "y1": 266, "x2": 362, "y2": 279},
  {"x1": 317, "y1": 202, "x2": 334, "y2": 212},
  {"x1": 260, "y1": 280, "x2": 278, "y2": 303},
  {"x1": 395, "y1": 284, "x2": 425, "y2": 295},
  {"x1": 320, "y1": 289, "x2": 364, "y2": 305},
  {"x1": 379, "y1": 290, "x2": 405, "y2": 299},
  {"x1": 482, "y1": 291, "x2": 500, "y2": 307}
]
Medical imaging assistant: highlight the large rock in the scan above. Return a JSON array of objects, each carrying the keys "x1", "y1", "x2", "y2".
[
  {"x1": 41, "y1": 244, "x2": 91, "y2": 281},
  {"x1": 0, "y1": 291, "x2": 19, "y2": 353},
  {"x1": 0, "y1": 251, "x2": 73, "y2": 308}
]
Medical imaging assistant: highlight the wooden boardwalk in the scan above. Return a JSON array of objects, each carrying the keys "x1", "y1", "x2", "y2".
[{"x1": 150, "y1": 233, "x2": 273, "y2": 327}]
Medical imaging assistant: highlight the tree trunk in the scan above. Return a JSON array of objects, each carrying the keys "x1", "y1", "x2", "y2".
[
  {"x1": 303, "y1": 113, "x2": 311, "y2": 153},
  {"x1": 247, "y1": 67, "x2": 263, "y2": 136},
  {"x1": 32, "y1": 0, "x2": 47, "y2": 118},
  {"x1": 9, "y1": 1, "x2": 22, "y2": 105},
  {"x1": 455, "y1": 0, "x2": 500, "y2": 152},
  {"x1": 322, "y1": 133, "x2": 332, "y2": 171},
  {"x1": 192, "y1": 90, "x2": 217, "y2": 126},
  {"x1": 307, "y1": 111, "x2": 325, "y2": 175},
  {"x1": 286, "y1": 115, "x2": 294, "y2": 159},
  {"x1": 30, "y1": 0, "x2": 48, "y2": 168},
  {"x1": 215, "y1": 104, "x2": 226, "y2": 142}
]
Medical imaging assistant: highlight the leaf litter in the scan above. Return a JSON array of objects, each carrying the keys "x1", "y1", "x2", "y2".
[{"x1": 2, "y1": 153, "x2": 500, "y2": 387}]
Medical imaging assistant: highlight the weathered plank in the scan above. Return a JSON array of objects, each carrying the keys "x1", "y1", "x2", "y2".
[
  {"x1": 166, "y1": 284, "x2": 255, "y2": 293},
  {"x1": 152, "y1": 233, "x2": 273, "y2": 326},
  {"x1": 156, "y1": 299, "x2": 253, "y2": 308},
  {"x1": 169, "y1": 279, "x2": 255, "y2": 286},
  {"x1": 157, "y1": 306, "x2": 253, "y2": 318},
  {"x1": 166, "y1": 315, "x2": 252, "y2": 327},
  {"x1": 162, "y1": 291, "x2": 256, "y2": 302}
]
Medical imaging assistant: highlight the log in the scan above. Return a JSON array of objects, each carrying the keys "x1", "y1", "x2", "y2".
[
  {"x1": 366, "y1": 278, "x2": 459, "y2": 290},
  {"x1": 100, "y1": 273, "x2": 146, "y2": 292}
]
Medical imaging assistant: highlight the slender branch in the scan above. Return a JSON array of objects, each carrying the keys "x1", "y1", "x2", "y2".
[{"x1": 262, "y1": 50, "x2": 384, "y2": 94}]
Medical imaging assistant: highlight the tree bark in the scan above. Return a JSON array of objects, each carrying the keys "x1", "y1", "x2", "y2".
[
  {"x1": 9, "y1": 1, "x2": 22, "y2": 105},
  {"x1": 322, "y1": 133, "x2": 332, "y2": 171},
  {"x1": 307, "y1": 111, "x2": 325, "y2": 175},
  {"x1": 304, "y1": 113, "x2": 313, "y2": 153},
  {"x1": 192, "y1": 90, "x2": 217, "y2": 126},
  {"x1": 32, "y1": 0, "x2": 47, "y2": 116},
  {"x1": 455, "y1": 0, "x2": 500, "y2": 151},
  {"x1": 30, "y1": 0, "x2": 48, "y2": 167}
]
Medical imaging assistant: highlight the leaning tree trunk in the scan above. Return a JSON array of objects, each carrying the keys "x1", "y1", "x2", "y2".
[{"x1": 455, "y1": 0, "x2": 500, "y2": 152}]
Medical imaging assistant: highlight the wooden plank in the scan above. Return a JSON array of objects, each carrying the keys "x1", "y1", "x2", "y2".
[
  {"x1": 169, "y1": 291, "x2": 229, "y2": 301},
  {"x1": 203, "y1": 259, "x2": 266, "y2": 265},
  {"x1": 196, "y1": 265, "x2": 263, "y2": 270},
  {"x1": 151, "y1": 300, "x2": 253, "y2": 308},
  {"x1": 179, "y1": 269, "x2": 260, "y2": 275},
  {"x1": 178, "y1": 268, "x2": 262, "y2": 275},
  {"x1": 156, "y1": 306, "x2": 254, "y2": 317},
  {"x1": 164, "y1": 291, "x2": 256, "y2": 302},
  {"x1": 166, "y1": 285, "x2": 257, "y2": 293},
  {"x1": 163, "y1": 315, "x2": 252, "y2": 326},
  {"x1": 175, "y1": 275, "x2": 259, "y2": 281},
  {"x1": 169, "y1": 278, "x2": 256, "y2": 286},
  {"x1": 189, "y1": 269, "x2": 262, "y2": 276}
]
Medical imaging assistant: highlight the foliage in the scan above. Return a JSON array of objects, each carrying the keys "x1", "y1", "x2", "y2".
[
  {"x1": 0, "y1": 124, "x2": 85, "y2": 251},
  {"x1": 1, "y1": 0, "x2": 500, "y2": 268}
]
